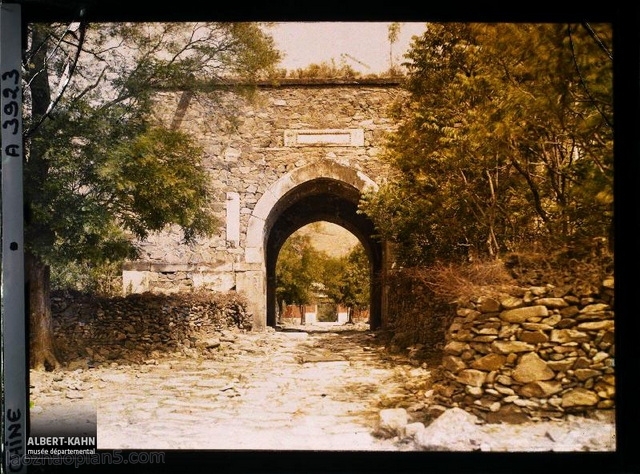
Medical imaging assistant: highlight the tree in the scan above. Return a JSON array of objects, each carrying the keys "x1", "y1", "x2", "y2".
[
  {"x1": 322, "y1": 246, "x2": 370, "y2": 320},
  {"x1": 22, "y1": 21, "x2": 280, "y2": 369},
  {"x1": 387, "y1": 22, "x2": 401, "y2": 73},
  {"x1": 339, "y1": 246, "x2": 370, "y2": 321},
  {"x1": 275, "y1": 233, "x2": 324, "y2": 317},
  {"x1": 361, "y1": 22, "x2": 613, "y2": 266}
]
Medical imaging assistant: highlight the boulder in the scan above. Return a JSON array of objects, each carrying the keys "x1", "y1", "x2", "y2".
[
  {"x1": 414, "y1": 408, "x2": 483, "y2": 450},
  {"x1": 376, "y1": 408, "x2": 408, "y2": 438}
]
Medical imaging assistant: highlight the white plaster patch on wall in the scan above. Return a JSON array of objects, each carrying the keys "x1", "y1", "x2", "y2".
[
  {"x1": 284, "y1": 129, "x2": 365, "y2": 147},
  {"x1": 304, "y1": 304, "x2": 318, "y2": 325},
  {"x1": 226, "y1": 192, "x2": 240, "y2": 247},
  {"x1": 192, "y1": 271, "x2": 236, "y2": 292},
  {"x1": 122, "y1": 270, "x2": 150, "y2": 295}
]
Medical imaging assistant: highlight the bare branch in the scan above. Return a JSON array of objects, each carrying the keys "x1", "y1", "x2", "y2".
[
  {"x1": 509, "y1": 153, "x2": 549, "y2": 224},
  {"x1": 567, "y1": 23, "x2": 613, "y2": 129}
]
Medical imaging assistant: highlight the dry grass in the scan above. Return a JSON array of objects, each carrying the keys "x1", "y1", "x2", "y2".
[
  {"x1": 402, "y1": 259, "x2": 515, "y2": 301},
  {"x1": 384, "y1": 250, "x2": 613, "y2": 363},
  {"x1": 407, "y1": 247, "x2": 613, "y2": 301}
]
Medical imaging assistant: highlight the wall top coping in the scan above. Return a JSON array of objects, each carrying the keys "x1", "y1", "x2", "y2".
[
  {"x1": 155, "y1": 76, "x2": 404, "y2": 92},
  {"x1": 123, "y1": 262, "x2": 216, "y2": 272},
  {"x1": 253, "y1": 77, "x2": 405, "y2": 88},
  {"x1": 123, "y1": 262, "x2": 263, "y2": 273}
]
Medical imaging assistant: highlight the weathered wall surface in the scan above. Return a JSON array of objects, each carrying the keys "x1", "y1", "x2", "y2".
[
  {"x1": 431, "y1": 276, "x2": 615, "y2": 421},
  {"x1": 123, "y1": 80, "x2": 403, "y2": 300},
  {"x1": 51, "y1": 291, "x2": 251, "y2": 366}
]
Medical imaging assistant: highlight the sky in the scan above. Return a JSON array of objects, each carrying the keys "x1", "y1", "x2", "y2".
[{"x1": 266, "y1": 22, "x2": 428, "y2": 74}]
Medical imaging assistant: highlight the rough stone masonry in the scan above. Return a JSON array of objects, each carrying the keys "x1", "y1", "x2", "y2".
[
  {"x1": 432, "y1": 276, "x2": 615, "y2": 421},
  {"x1": 122, "y1": 78, "x2": 404, "y2": 329}
]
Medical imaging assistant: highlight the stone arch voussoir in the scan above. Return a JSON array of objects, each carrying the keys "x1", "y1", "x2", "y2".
[
  {"x1": 242, "y1": 159, "x2": 379, "y2": 331},
  {"x1": 245, "y1": 159, "x2": 378, "y2": 263}
]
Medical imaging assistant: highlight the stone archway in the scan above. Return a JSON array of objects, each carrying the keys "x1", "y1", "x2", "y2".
[{"x1": 243, "y1": 159, "x2": 384, "y2": 331}]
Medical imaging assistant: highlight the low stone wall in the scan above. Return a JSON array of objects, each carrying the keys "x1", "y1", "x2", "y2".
[
  {"x1": 432, "y1": 277, "x2": 615, "y2": 422},
  {"x1": 51, "y1": 291, "x2": 251, "y2": 365}
]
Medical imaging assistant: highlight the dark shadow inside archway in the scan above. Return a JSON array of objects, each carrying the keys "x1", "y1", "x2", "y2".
[{"x1": 265, "y1": 178, "x2": 383, "y2": 329}]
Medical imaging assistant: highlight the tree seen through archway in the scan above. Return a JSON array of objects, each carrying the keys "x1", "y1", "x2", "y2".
[{"x1": 275, "y1": 222, "x2": 370, "y2": 324}]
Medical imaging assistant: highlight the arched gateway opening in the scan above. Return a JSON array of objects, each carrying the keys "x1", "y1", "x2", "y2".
[
  {"x1": 267, "y1": 181, "x2": 381, "y2": 328},
  {"x1": 244, "y1": 160, "x2": 385, "y2": 331}
]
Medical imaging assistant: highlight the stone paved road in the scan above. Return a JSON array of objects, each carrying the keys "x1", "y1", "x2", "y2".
[
  {"x1": 29, "y1": 322, "x2": 616, "y2": 453},
  {"x1": 30, "y1": 323, "x2": 428, "y2": 451}
]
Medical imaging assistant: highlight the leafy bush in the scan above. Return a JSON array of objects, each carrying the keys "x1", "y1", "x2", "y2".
[
  {"x1": 51, "y1": 260, "x2": 123, "y2": 296},
  {"x1": 360, "y1": 23, "x2": 613, "y2": 266}
]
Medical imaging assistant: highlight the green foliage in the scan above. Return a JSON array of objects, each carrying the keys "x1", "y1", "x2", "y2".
[
  {"x1": 387, "y1": 22, "x2": 402, "y2": 73},
  {"x1": 388, "y1": 23, "x2": 401, "y2": 44},
  {"x1": 317, "y1": 303, "x2": 337, "y2": 323},
  {"x1": 23, "y1": 22, "x2": 280, "y2": 277},
  {"x1": 50, "y1": 260, "x2": 123, "y2": 296},
  {"x1": 361, "y1": 22, "x2": 613, "y2": 266},
  {"x1": 99, "y1": 127, "x2": 216, "y2": 242},
  {"x1": 287, "y1": 59, "x2": 360, "y2": 79},
  {"x1": 275, "y1": 233, "x2": 325, "y2": 306},
  {"x1": 93, "y1": 22, "x2": 281, "y2": 90},
  {"x1": 276, "y1": 232, "x2": 370, "y2": 310},
  {"x1": 323, "y1": 246, "x2": 370, "y2": 309}
]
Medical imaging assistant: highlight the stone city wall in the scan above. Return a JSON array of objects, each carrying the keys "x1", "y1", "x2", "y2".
[{"x1": 124, "y1": 79, "x2": 403, "y2": 295}]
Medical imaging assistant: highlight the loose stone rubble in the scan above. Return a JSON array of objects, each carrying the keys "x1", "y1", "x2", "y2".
[
  {"x1": 378, "y1": 406, "x2": 614, "y2": 452},
  {"x1": 50, "y1": 290, "x2": 251, "y2": 365},
  {"x1": 430, "y1": 277, "x2": 615, "y2": 423}
]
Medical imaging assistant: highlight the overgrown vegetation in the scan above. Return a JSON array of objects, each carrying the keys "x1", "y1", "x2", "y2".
[
  {"x1": 270, "y1": 59, "x2": 406, "y2": 81},
  {"x1": 382, "y1": 259, "x2": 514, "y2": 360},
  {"x1": 383, "y1": 268, "x2": 457, "y2": 362},
  {"x1": 269, "y1": 23, "x2": 408, "y2": 80},
  {"x1": 383, "y1": 250, "x2": 613, "y2": 363},
  {"x1": 360, "y1": 23, "x2": 613, "y2": 267},
  {"x1": 363, "y1": 23, "x2": 613, "y2": 359},
  {"x1": 51, "y1": 260, "x2": 123, "y2": 296},
  {"x1": 282, "y1": 59, "x2": 361, "y2": 80},
  {"x1": 23, "y1": 21, "x2": 280, "y2": 369}
]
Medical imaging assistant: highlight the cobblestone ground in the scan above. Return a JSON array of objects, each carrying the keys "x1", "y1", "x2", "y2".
[
  {"x1": 29, "y1": 322, "x2": 616, "y2": 453},
  {"x1": 30, "y1": 323, "x2": 427, "y2": 451}
]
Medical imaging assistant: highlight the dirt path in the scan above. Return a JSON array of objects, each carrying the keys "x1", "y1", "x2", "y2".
[
  {"x1": 29, "y1": 322, "x2": 616, "y2": 453},
  {"x1": 30, "y1": 324, "x2": 427, "y2": 451}
]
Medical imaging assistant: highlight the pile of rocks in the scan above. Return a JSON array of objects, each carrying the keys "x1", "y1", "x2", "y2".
[
  {"x1": 51, "y1": 291, "x2": 251, "y2": 364},
  {"x1": 431, "y1": 277, "x2": 615, "y2": 422},
  {"x1": 375, "y1": 406, "x2": 615, "y2": 451}
]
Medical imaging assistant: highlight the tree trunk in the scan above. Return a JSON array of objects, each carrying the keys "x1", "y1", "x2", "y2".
[
  {"x1": 26, "y1": 252, "x2": 60, "y2": 371},
  {"x1": 24, "y1": 25, "x2": 59, "y2": 371}
]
